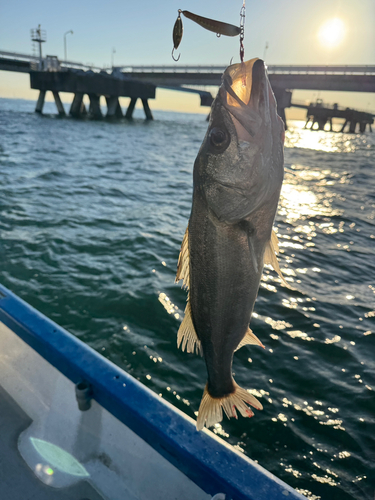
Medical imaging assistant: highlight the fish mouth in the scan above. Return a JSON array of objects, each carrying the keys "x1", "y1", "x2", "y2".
[{"x1": 220, "y1": 58, "x2": 276, "y2": 140}]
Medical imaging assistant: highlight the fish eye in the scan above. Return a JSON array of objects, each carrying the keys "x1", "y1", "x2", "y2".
[{"x1": 209, "y1": 127, "x2": 229, "y2": 150}]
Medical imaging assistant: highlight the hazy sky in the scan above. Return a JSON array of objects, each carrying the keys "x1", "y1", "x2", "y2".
[{"x1": 1, "y1": 0, "x2": 374, "y2": 113}]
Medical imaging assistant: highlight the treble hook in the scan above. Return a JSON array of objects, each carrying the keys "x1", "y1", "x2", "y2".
[{"x1": 172, "y1": 9, "x2": 183, "y2": 62}]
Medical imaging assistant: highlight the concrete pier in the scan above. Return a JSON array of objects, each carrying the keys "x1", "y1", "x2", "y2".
[
  {"x1": 52, "y1": 91, "x2": 65, "y2": 116},
  {"x1": 105, "y1": 96, "x2": 123, "y2": 118},
  {"x1": 141, "y1": 99, "x2": 153, "y2": 120},
  {"x1": 69, "y1": 93, "x2": 86, "y2": 117},
  {"x1": 88, "y1": 94, "x2": 102, "y2": 119},
  {"x1": 30, "y1": 70, "x2": 156, "y2": 120},
  {"x1": 302, "y1": 101, "x2": 374, "y2": 133},
  {"x1": 35, "y1": 90, "x2": 46, "y2": 113},
  {"x1": 125, "y1": 97, "x2": 137, "y2": 119}
]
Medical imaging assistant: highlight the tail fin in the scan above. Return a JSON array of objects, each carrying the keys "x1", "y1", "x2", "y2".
[{"x1": 196, "y1": 381, "x2": 263, "y2": 431}]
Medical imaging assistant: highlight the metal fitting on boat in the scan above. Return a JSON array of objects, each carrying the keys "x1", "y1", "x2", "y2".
[{"x1": 75, "y1": 380, "x2": 93, "y2": 411}]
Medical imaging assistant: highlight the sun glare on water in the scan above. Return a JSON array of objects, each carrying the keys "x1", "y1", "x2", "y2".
[{"x1": 318, "y1": 18, "x2": 345, "y2": 48}]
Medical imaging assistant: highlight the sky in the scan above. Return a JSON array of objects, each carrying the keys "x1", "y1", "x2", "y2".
[{"x1": 0, "y1": 0, "x2": 374, "y2": 115}]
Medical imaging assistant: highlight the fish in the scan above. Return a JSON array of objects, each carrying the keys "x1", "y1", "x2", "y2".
[{"x1": 175, "y1": 58, "x2": 287, "y2": 431}]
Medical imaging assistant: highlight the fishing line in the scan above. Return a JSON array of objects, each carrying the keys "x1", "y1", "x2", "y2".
[
  {"x1": 240, "y1": 1, "x2": 246, "y2": 63},
  {"x1": 239, "y1": 0, "x2": 246, "y2": 86}
]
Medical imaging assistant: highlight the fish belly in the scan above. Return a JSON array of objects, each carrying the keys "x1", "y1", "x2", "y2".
[{"x1": 189, "y1": 196, "x2": 262, "y2": 398}]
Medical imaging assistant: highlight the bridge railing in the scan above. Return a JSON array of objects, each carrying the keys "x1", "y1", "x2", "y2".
[
  {"x1": 121, "y1": 65, "x2": 226, "y2": 73},
  {"x1": 268, "y1": 65, "x2": 375, "y2": 75},
  {"x1": 120, "y1": 64, "x2": 375, "y2": 76},
  {"x1": 2, "y1": 50, "x2": 375, "y2": 77},
  {"x1": 0, "y1": 50, "x2": 102, "y2": 72},
  {"x1": 0, "y1": 50, "x2": 40, "y2": 62}
]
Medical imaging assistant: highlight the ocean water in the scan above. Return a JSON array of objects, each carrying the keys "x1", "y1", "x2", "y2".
[{"x1": 0, "y1": 97, "x2": 374, "y2": 500}]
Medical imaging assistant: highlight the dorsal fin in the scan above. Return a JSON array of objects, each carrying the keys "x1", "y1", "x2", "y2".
[
  {"x1": 175, "y1": 226, "x2": 190, "y2": 290},
  {"x1": 264, "y1": 229, "x2": 294, "y2": 289},
  {"x1": 235, "y1": 327, "x2": 264, "y2": 351},
  {"x1": 177, "y1": 294, "x2": 202, "y2": 356}
]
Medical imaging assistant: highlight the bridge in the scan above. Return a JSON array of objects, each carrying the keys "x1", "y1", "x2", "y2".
[
  {"x1": 120, "y1": 64, "x2": 375, "y2": 93},
  {"x1": 1, "y1": 49, "x2": 374, "y2": 128}
]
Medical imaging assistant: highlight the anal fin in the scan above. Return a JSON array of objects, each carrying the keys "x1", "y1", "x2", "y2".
[{"x1": 235, "y1": 327, "x2": 264, "y2": 351}]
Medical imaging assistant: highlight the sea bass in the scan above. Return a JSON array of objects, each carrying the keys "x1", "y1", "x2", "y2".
[{"x1": 176, "y1": 58, "x2": 287, "y2": 431}]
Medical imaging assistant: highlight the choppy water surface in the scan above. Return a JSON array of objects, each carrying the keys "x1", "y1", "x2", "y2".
[{"x1": 0, "y1": 98, "x2": 374, "y2": 500}]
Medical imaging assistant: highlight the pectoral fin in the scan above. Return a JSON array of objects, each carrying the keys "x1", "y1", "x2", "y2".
[
  {"x1": 177, "y1": 294, "x2": 202, "y2": 356},
  {"x1": 264, "y1": 230, "x2": 294, "y2": 289},
  {"x1": 235, "y1": 327, "x2": 264, "y2": 350},
  {"x1": 175, "y1": 226, "x2": 190, "y2": 290}
]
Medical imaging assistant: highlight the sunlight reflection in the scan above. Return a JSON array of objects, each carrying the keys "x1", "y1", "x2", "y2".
[
  {"x1": 286, "y1": 330, "x2": 314, "y2": 341},
  {"x1": 279, "y1": 165, "x2": 343, "y2": 224},
  {"x1": 158, "y1": 292, "x2": 180, "y2": 319},
  {"x1": 280, "y1": 183, "x2": 321, "y2": 222},
  {"x1": 285, "y1": 125, "x2": 358, "y2": 153}
]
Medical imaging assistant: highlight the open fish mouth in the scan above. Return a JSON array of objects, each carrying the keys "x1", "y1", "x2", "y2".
[{"x1": 219, "y1": 58, "x2": 277, "y2": 140}]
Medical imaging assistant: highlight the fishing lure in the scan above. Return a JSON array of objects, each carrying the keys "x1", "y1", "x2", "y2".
[
  {"x1": 171, "y1": 9, "x2": 241, "y2": 61},
  {"x1": 172, "y1": 9, "x2": 183, "y2": 61},
  {"x1": 182, "y1": 10, "x2": 241, "y2": 37}
]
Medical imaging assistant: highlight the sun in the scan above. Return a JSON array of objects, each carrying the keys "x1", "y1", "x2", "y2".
[{"x1": 318, "y1": 18, "x2": 345, "y2": 48}]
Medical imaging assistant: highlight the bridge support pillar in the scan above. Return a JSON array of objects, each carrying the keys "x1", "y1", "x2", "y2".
[
  {"x1": 106, "y1": 96, "x2": 123, "y2": 118},
  {"x1": 142, "y1": 99, "x2": 153, "y2": 120},
  {"x1": 349, "y1": 121, "x2": 357, "y2": 133},
  {"x1": 70, "y1": 93, "x2": 86, "y2": 118},
  {"x1": 340, "y1": 120, "x2": 348, "y2": 133},
  {"x1": 200, "y1": 93, "x2": 214, "y2": 107},
  {"x1": 273, "y1": 88, "x2": 292, "y2": 130},
  {"x1": 88, "y1": 94, "x2": 103, "y2": 119},
  {"x1": 52, "y1": 91, "x2": 66, "y2": 116},
  {"x1": 125, "y1": 98, "x2": 137, "y2": 119},
  {"x1": 304, "y1": 115, "x2": 312, "y2": 129},
  {"x1": 35, "y1": 90, "x2": 46, "y2": 114}
]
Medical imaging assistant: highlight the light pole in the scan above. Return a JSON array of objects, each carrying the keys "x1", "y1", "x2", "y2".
[
  {"x1": 64, "y1": 30, "x2": 73, "y2": 61},
  {"x1": 263, "y1": 41, "x2": 269, "y2": 61},
  {"x1": 111, "y1": 47, "x2": 116, "y2": 68}
]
